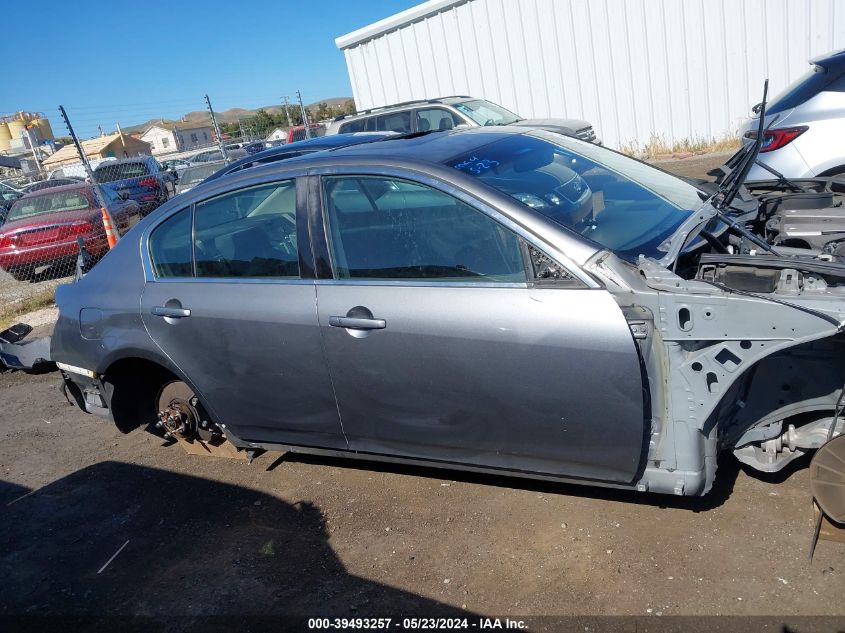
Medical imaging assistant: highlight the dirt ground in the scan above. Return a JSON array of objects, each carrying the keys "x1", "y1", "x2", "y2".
[{"x1": 1, "y1": 152, "x2": 843, "y2": 630}]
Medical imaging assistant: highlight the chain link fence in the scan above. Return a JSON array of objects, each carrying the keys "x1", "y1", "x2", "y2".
[{"x1": 0, "y1": 95, "x2": 355, "y2": 327}]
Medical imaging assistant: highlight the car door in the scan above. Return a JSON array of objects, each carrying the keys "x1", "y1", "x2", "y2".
[
  {"x1": 140, "y1": 176, "x2": 345, "y2": 448},
  {"x1": 313, "y1": 172, "x2": 646, "y2": 483}
]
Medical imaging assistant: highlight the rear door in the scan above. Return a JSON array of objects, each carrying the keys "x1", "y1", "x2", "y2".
[
  {"x1": 140, "y1": 175, "x2": 345, "y2": 448},
  {"x1": 313, "y1": 171, "x2": 646, "y2": 483}
]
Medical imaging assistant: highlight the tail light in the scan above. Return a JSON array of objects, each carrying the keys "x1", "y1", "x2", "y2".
[
  {"x1": 0, "y1": 234, "x2": 13, "y2": 248},
  {"x1": 744, "y1": 125, "x2": 808, "y2": 153},
  {"x1": 138, "y1": 177, "x2": 160, "y2": 189}
]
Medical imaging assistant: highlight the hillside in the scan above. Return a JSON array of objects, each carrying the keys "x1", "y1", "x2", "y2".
[{"x1": 122, "y1": 97, "x2": 353, "y2": 133}]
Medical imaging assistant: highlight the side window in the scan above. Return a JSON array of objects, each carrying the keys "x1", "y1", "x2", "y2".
[
  {"x1": 149, "y1": 207, "x2": 193, "y2": 278},
  {"x1": 194, "y1": 181, "x2": 299, "y2": 278},
  {"x1": 375, "y1": 111, "x2": 411, "y2": 133},
  {"x1": 323, "y1": 176, "x2": 526, "y2": 283},
  {"x1": 340, "y1": 119, "x2": 366, "y2": 134},
  {"x1": 415, "y1": 108, "x2": 460, "y2": 132}
]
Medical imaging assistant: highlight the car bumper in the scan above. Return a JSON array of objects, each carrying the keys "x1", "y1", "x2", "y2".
[{"x1": 0, "y1": 235, "x2": 109, "y2": 271}]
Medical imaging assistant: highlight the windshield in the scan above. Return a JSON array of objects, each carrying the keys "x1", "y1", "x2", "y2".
[
  {"x1": 453, "y1": 100, "x2": 521, "y2": 126},
  {"x1": 7, "y1": 189, "x2": 93, "y2": 221},
  {"x1": 446, "y1": 133, "x2": 704, "y2": 262}
]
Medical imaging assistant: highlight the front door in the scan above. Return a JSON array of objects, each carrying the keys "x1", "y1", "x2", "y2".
[
  {"x1": 315, "y1": 175, "x2": 645, "y2": 483},
  {"x1": 140, "y1": 178, "x2": 345, "y2": 448}
]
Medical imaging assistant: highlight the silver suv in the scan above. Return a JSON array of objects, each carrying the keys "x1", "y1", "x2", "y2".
[
  {"x1": 325, "y1": 95, "x2": 599, "y2": 144},
  {"x1": 740, "y1": 48, "x2": 845, "y2": 180}
]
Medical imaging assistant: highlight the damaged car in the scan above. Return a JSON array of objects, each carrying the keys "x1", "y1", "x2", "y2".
[{"x1": 51, "y1": 114, "x2": 845, "y2": 497}]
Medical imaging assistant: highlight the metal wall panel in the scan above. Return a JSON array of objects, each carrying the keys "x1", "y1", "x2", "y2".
[{"x1": 338, "y1": 0, "x2": 845, "y2": 149}]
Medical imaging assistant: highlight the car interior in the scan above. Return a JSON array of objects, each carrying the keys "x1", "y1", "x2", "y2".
[{"x1": 324, "y1": 176, "x2": 525, "y2": 282}]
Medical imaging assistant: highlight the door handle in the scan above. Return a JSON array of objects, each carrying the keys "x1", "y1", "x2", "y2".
[
  {"x1": 152, "y1": 306, "x2": 191, "y2": 318},
  {"x1": 329, "y1": 316, "x2": 386, "y2": 330}
]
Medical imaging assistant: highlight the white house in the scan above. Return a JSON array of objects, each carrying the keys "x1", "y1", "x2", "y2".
[
  {"x1": 336, "y1": 0, "x2": 845, "y2": 150},
  {"x1": 265, "y1": 127, "x2": 289, "y2": 142},
  {"x1": 140, "y1": 121, "x2": 215, "y2": 155}
]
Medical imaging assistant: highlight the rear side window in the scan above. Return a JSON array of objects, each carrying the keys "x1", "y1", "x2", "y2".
[
  {"x1": 375, "y1": 111, "x2": 411, "y2": 133},
  {"x1": 323, "y1": 176, "x2": 526, "y2": 282},
  {"x1": 194, "y1": 181, "x2": 299, "y2": 278},
  {"x1": 768, "y1": 66, "x2": 843, "y2": 114},
  {"x1": 94, "y1": 162, "x2": 151, "y2": 183},
  {"x1": 339, "y1": 119, "x2": 366, "y2": 133},
  {"x1": 149, "y1": 207, "x2": 192, "y2": 278}
]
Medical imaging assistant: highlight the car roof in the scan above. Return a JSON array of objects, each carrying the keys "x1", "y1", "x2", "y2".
[
  {"x1": 314, "y1": 127, "x2": 519, "y2": 163},
  {"x1": 93, "y1": 156, "x2": 150, "y2": 168},
  {"x1": 811, "y1": 47, "x2": 845, "y2": 73},
  {"x1": 17, "y1": 182, "x2": 92, "y2": 199},
  {"x1": 187, "y1": 127, "x2": 524, "y2": 198},
  {"x1": 203, "y1": 132, "x2": 395, "y2": 182}
]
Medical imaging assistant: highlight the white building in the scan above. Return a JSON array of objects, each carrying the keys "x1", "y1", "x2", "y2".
[
  {"x1": 140, "y1": 122, "x2": 214, "y2": 155},
  {"x1": 266, "y1": 127, "x2": 289, "y2": 142},
  {"x1": 336, "y1": 0, "x2": 845, "y2": 150}
]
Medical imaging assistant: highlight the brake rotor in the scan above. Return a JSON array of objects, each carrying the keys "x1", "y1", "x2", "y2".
[
  {"x1": 156, "y1": 381, "x2": 200, "y2": 439},
  {"x1": 810, "y1": 434, "x2": 845, "y2": 524}
]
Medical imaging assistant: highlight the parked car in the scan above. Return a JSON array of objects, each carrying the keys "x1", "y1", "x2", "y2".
[
  {"x1": 21, "y1": 177, "x2": 85, "y2": 194},
  {"x1": 203, "y1": 132, "x2": 393, "y2": 183},
  {"x1": 48, "y1": 157, "x2": 116, "y2": 180},
  {"x1": 0, "y1": 181, "x2": 23, "y2": 224},
  {"x1": 159, "y1": 158, "x2": 193, "y2": 178},
  {"x1": 286, "y1": 124, "x2": 326, "y2": 143},
  {"x1": 188, "y1": 148, "x2": 247, "y2": 164},
  {"x1": 175, "y1": 161, "x2": 226, "y2": 195},
  {"x1": 326, "y1": 95, "x2": 600, "y2": 144},
  {"x1": 52, "y1": 127, "x2": 845, "y2": 498},
  {"x1": 740, "y1": 48, "x2": 845, "y2": 180},
  {"x1": 0, "y1": 183, "x2": 141, "y2": 281},
  {"x1": 243, "y1": 141, "x2": 270, "y2": 155},
  {"x1": 92, "y1": 157, "x2": 177, "y2": 215}
]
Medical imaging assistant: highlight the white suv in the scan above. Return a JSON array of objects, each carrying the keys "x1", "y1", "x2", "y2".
[{"x1": 325, "y1": 96, "x2": 599, "y2": 144}]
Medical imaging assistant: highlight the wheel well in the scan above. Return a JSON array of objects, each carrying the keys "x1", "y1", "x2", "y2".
[{"x1": 103, "y1": 358, "x2": 179, "y2": 433}]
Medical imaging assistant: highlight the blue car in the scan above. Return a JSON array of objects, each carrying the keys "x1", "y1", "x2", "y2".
[
  {"x1": 204, "y1": 132, "x2": 393, "y2": 183},
  {"x1": 93, "y1": 156, "x2": 177, "y2": 215}
]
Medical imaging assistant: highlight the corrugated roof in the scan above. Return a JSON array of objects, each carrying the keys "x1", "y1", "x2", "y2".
[{"x1": 335, "y1": 0, "x2": 465, "y2": 49}]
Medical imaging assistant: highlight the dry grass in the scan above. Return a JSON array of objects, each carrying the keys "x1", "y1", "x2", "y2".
[
  {"x1": 619, "y1": 133, "x2": 741, "y2": 160},
  {"x1": 0, "y1": 287, "x2": 56, "y2": 331}
]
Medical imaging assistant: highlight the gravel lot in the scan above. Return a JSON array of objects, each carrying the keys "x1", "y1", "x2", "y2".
[{"x1": 1, "y1": 152, "x2": 843, "y2": 629}]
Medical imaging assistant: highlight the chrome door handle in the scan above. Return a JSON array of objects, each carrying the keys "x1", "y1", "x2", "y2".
[
  {"x1": 328, "y1": 316, "x2": 386, "y2": 330},
  {"x1": 152, "y1": 306, "x2": 191, "y2": 318}
]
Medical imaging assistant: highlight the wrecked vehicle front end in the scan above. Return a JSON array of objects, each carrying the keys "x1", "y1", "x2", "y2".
[{"x1": 587, "y1": 251, "x2": 845, "y2": 495}]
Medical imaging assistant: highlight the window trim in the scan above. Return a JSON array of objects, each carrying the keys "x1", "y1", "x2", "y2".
[
  {"x1": 142, "y1": 176, "x2": 314, "y2": 283},
  {"x1": 316, "y1": 173, "x2": 575, "y2": 287},
  {"x1": 307, "y1": 166, "x2": 596, "y2": 288}
]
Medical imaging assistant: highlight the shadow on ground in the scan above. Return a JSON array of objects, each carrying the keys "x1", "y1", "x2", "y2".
[{"x1": 0, "y1": 462, "x2": 476, "y2": 630}]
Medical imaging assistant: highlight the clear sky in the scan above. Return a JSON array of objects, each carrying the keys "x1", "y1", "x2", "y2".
[{"x1": 0, "y1": 0, "x2": 421, "y2": 138}]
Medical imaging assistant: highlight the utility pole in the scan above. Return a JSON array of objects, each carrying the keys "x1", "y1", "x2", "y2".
[
  {"x1": 58, "y1": 105, "x2": 117, "y2": 239},
  {"x1": 205, "y1": 94, "x2": 230, "y2": 164},
  {"x1": 281, "y1": 96, "x2": 293, "y2": 129},
  {"x1": 296, "y1": 91, "x2": 311, "y2": 140},
  {"x1": 238, "y1": 118, "x2": 246, "y2": 143}
]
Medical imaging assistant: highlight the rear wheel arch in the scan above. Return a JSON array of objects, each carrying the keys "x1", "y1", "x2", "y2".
[{"x1": 101, "y1": 357, "x2": 181, "y2": 433}]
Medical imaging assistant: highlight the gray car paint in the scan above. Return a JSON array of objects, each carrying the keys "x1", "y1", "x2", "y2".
[{"x1": 51, "y1": 127, "x2": 845, "y2": 496}]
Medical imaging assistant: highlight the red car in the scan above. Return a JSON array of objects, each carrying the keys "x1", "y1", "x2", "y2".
[{"x1": 0, "y1": 183, "x2": 142, "y2": 281}]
